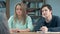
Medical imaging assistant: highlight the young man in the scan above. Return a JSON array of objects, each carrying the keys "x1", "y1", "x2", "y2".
[{"x1": 34, "y1": 4, "x2": 60, "y2": 32}]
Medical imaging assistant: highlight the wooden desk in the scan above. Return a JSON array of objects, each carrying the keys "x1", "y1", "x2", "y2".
[
  {"x1": 11, "y1": 32, "x2": 60, "y2": 34},
  {"x1": 11, "y1": 32, "x2": 38, "y2": 34},
  {"x1": 45, "y1": 32, "x2": 60, "y2": 34}
]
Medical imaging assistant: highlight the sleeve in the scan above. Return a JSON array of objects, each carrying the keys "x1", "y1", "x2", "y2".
[
  {"x1": 26, "y1": 16, "x2": 34, "y2": 31},
  {"x1": 33, "y1": 17, "x2": 45, "y2": 32},
  {"x1": 48, "y1": 17, "x2": 60, "y2": 32},
  {"x1": 0, "y1": 12, "x2": 10, "y2": 34},
  {"x1": 8, "y1": 16, "x2": 14, "y2": 29}
]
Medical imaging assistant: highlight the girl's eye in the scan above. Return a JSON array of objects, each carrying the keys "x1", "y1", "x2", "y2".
[{"x1": 20, "y1": 9, "x2": 22, "y2": 10}]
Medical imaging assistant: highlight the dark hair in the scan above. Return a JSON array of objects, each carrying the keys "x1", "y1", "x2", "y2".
[
  {"x1": 40, "y1": 4, "x2": 52, "y2": 15},
  {"x1": 41, "y1": 4, "x2": 52, "y2": 11}
]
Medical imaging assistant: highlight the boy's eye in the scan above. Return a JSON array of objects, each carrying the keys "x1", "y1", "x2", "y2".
[{"x1": 45, "y1": 9, "x2": 47, "y2": 11}]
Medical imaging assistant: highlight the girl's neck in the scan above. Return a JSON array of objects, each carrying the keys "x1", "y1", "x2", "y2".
[{"x1": 18, "y1": 16, "x2": 22, "y2": 20}]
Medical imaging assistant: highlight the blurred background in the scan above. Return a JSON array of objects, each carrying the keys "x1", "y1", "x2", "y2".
[{"x1": 0, "y1": 0, "x2": 60, "y2": 26}]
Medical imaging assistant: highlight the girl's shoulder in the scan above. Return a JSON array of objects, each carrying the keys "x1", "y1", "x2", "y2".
[
  {"x1": 9, "y1": 15, "x2": 14, "y2": 19},
  {"x1": 26, "y1": 15, "x2": 31, "y2": 19}
]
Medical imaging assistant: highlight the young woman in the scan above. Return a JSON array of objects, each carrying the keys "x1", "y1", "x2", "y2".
[{"x1": 8, "y1": 3, "x2": 33, "y2": 33}]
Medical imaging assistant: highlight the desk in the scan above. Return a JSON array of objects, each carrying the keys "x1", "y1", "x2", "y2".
[
  {"x1": 11, "y1": 32, "x2": 60, "y2": 34},
  {"x1": 45, "y1": 32, "x2": 60, "y2": 34},
  {"x1": 11, "y1": 32, "x2": 37, "y2": 34}
]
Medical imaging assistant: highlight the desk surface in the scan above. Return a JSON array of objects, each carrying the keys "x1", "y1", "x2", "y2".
[{"x1": 11, "y1": 32, "x2": 60, "y2": 34}]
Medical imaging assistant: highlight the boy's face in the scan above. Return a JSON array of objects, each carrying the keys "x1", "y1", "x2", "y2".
[{"x1": 42, "y1": 7, "x2": 52, "y2": 18}]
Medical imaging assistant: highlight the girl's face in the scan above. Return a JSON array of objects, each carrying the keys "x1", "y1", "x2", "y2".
[
  {"x1": 42, "y1": 7, "x2": 52, "y2": 18},
  {"x1": 16, "y1": 5, "x2": 22, "y2": 16}
]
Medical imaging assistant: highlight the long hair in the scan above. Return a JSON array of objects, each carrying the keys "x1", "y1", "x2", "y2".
[{"x1": 14, "y1": 2, "x2": 27, "y2": 25}]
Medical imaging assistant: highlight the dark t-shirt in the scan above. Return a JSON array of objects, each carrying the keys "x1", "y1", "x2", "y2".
[
  {"x1": 44, "y1": 15, "x2": 58, "y2": 28},
  {"x1": 34, "y1": 15, "x2": 60, "y2": 32}
]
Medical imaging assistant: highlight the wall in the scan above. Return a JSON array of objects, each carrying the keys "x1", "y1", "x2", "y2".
[
  {"x1": 10, "y1": 0, "x2": 60, "y2": 17},
  {"x1": 0, "y1": 0, "x2": 5, "y2": 1},
  {"x1": 46, "y1": 0, "x2": 60, "y2": 17}
]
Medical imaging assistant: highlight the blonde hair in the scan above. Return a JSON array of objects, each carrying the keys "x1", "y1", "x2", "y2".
[{"x1": 14, "y1": 2, "x2": 27, "y2": 25}]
